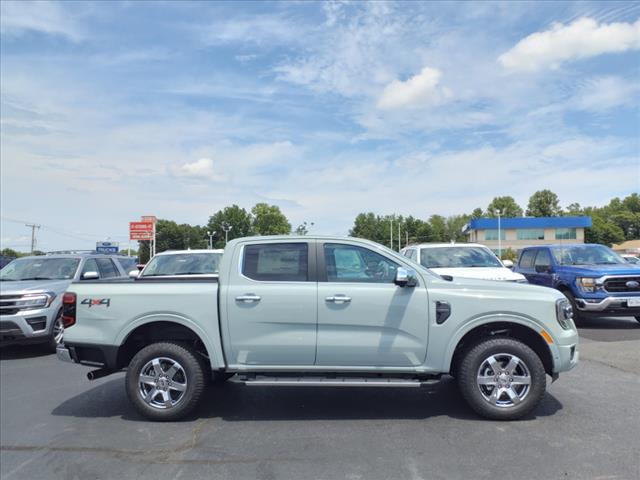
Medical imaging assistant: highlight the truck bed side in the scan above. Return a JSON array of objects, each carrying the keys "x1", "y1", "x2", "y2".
[{"x1": 63, "y1": 279, "x2": 225, "y2": 370}]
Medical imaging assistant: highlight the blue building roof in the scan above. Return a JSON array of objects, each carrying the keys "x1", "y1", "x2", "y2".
[{"x1": 467, "y1": 216, "x2": 592, "y2": 230}]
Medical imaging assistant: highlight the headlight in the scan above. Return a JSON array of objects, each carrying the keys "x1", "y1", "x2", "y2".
[
  {"x1": 556, "y1": 298, "x2": 574, "y2": 330},
  {"x1": 15, "y1": 293, "x2": 55, "y2": 310},
  {"x1": 576, "y1": 277, "x2": 596, "y2": 293}
]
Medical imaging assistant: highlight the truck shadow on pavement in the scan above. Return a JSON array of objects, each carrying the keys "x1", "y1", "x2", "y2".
[
  {"x1": 51, "y1": 375, "x2": 563, "y2": 423},
  {"x1": 578, "y1": 317, "x2": 640, "y2": 330},
  {"x1": 0, "y1": 344, "x2": 53, "y2": 360}
]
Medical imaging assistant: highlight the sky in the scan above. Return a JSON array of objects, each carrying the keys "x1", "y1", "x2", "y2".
[{"x1": 1, "y1": 1, "x2": 639, "y2": 252}]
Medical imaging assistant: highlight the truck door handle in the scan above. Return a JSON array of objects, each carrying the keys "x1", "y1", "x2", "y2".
[
  {"x1": 325, "y1": 295, "x2": 351, "y2": 304},
  {"x1": 236, "y1": 294, "x2": 261, "y2": 303}
]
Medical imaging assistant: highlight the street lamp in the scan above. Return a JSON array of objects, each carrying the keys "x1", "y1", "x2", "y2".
[
  {"x1": 221, "y1": 223, "x2": 233, "y2": 246},
  {"x1": 207, "y1": 231, "x2": 216, "y2": 250},
  {"x1": 496, "y1": 209, "x2": 502, "y2": 260}
]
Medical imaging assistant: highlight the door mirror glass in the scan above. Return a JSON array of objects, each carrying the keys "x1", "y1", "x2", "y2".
[
  {"x1": 502, "y1": 259, "x2": 514, "y2": 269},
  {"x1": 395, "y1": 267, "x2": 417, "y2": 287},
  {"x1": 82, "y1": 271, "x2": 99, "y2": 280},
  {"x1": 129, "y1": 270, "x2": 140, "y2": 278}
]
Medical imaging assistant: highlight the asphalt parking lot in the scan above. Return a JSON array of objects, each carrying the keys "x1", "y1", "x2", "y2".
[{"x1": 1, "y1": 318, "x2": 639, "y2": 480}]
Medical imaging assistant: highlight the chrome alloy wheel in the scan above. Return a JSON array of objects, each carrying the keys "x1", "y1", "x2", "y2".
[
  {"x1": 476, "y1": 353, "x2": 531, "y2": 408},
  {"x1": 52, "y1": 316, "x2": 64, "y2": 345},
  {"x1": 138, "y1": 357, "x2": 188, "y2": 409}
]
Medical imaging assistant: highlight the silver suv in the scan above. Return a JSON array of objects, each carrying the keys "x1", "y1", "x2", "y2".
[{"x1": 0, "y1": 253, "x2": 130, "y2": 351}]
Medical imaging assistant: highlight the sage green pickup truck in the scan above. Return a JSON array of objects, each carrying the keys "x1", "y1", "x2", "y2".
[{"x1": 58, "y1": 236, "x2": 579, "y2": 421}]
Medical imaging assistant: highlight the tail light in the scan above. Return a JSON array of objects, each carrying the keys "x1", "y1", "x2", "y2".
[{"x1": 62, "y1": 292, "x2": 76, "y2": 328}]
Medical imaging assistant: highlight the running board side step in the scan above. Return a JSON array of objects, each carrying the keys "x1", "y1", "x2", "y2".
[{"x1": 236, "y1": 375, "x2": 440, "y2": 387}]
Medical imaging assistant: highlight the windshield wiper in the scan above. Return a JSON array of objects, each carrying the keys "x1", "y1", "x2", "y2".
[
  {"x1": 0, "y1": 278, "x2": 16, "y2": 281},
  {"x1": 17, "y1": 277, "x2": 55, "y2": 281}
]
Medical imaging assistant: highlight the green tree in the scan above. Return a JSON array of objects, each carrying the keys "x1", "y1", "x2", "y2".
[
  {"x1": 445, "y1": 214, "x2": 470, "y2": 243},
  {"x1": 501, "y1": 247, "x2": 518, "y2": 262},
  {"x1": 1, "y1": 248, "x2": 21, "y2": 258},
  {"x1": 486, "y1": 196, "x2": 523, "y2": 218},
  {"x1": 564, "y1": 203, "x2": 583, "y2": 216},
  {"x1": 138, "y1": 220, "x2": 208, "y2": 262},
  {"x1": 470, "y1": 208, "x2": 484, "y2": 219},
  {"x1": 429, "y1": 215, "x2": 447, "y2": 242},
  {"x1": 251, "y1": 203, "x2": 291, "y2": 236},
  {"x1": 584, "y1": 214, "x2": 625, "y2": 247},
  {"x1": 350, "y1": 213, "x2": 382, "y2": 242},
  {"x1": 207, "y1": 205, "x2": 254, "y2": 248},
  {"x1": 526, "y1": 190, "x2": 562, "y2": 217}
]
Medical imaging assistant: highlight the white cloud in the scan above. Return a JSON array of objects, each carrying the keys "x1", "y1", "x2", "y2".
[
  {"x1": 172, "y1": 158, "x2": 225, "y2": 181},
  {"x1": 0, "y1": 1, "x2": 84, "y2": 41},
  {"x1": 376, "y1": 67, "x2": 452, "y2": 110},
  {"x1": 498, "y1": 17, "x2": 640, "y2": 72},
  {"x1": 572, "y1": 76, "x2": 640, "y2": 111}
]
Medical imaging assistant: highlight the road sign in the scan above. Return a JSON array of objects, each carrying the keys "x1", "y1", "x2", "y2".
[
  {"x1": 96, "y1": 241, "x2": 119, "y2": 254},
  {"x1": 130, "y1": 221, "x2": 154, "y2": 240},
  {"x1": 130, "y1": 231, "x2": 154, "y2": 240},
  {"x1": 141, "y1": 216, "x2": 157, "y2": 224}
]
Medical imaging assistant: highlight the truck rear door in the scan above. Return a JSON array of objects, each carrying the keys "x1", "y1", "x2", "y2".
[{"x1": 222, "y1": 240, "x2": 317, "y2": 366}]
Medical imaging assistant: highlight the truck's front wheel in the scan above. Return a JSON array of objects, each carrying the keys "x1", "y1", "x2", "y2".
[
  {"x1": 457, "y1": 337, "x2": 546, "y2": 420},
  {"x1": 126, "y1": 342, "x2": 206, "y2": 421}
]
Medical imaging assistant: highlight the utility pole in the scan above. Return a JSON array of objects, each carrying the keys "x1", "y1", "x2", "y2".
[
  {"x1": 497, "y1": 209, "x2": 502, "y2": 260},
  {"x1": 390, "y1": 218, "x2": 393, "y2": 249},
  {"x1": 25, "y1": 223, "x2": 41, "y2": 254},
  {"x1": 398, "y1": 221, "x2": 401, "y2": 251}
]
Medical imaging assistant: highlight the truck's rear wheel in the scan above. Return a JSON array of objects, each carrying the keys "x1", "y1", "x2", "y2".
[
  {"x1": 126, "y1": 342, "x2": 206, "y2": 421},
  {"x1": 457, "y1": 337, "x2": 546, "y2": 420}
]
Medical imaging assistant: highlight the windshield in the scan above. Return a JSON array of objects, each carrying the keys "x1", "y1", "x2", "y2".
[
  {"x1": 552, "y1": 245, "x2": 626, "y2": 266},
  {"x1": 141, "y1": 253, "x2": 222, "y2": 276},
  {"x1": 420, "y1": 246, "x2": 503, "y2": 269},
  {"x1": 0, "y1": 257, "x2": 80, "y2": 281}
]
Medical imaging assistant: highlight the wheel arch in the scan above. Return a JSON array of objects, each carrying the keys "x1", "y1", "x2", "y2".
[
  {"x1": 448, "y1": 320, "x2": 555, "y2": 377},
  {"x1": 115, "y1": 316, "x2": 222, "y2": 371}
]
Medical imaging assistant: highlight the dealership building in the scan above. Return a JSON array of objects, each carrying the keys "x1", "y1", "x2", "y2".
[{"x1": 464, "y1": 216, "x2": 592, "y2": 252}]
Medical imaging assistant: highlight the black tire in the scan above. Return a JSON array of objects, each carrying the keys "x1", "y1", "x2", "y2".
[
  {"x1": 562, "y1": 290, "x2": 584, "y2": 327},
  {"x1": 457, "y1": 337, "x2": 546, "y2": 420},
  {"x1": 45, "y1": 311, "x2": 64, "y2": 353},
  {"x1": 125, "y1": 342, "x2": 206, "y2": 421}
]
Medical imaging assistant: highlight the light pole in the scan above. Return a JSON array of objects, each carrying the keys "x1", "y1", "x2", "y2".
[
  {"x1": 221, "y1": 223, "x2": 232, "y2": 246},
  {"x1": 497, "y1": 209, "x2": 502, "y2": 260},
  {"x1": 207, "y1": 231, "x2": 216, "y2": 250}
]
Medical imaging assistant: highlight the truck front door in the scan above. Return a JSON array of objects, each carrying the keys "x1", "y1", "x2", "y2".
[
  {"x1": 224, "y1": 241, "x2": 317, "y2": 366},
  {"x1": 315, "y1": 242, "x2": 429, "y2": 367}
]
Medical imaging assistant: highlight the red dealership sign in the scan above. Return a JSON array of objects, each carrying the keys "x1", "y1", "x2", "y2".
[{"x1": 130, "y1": 221, "x2": 154, "y2": 240}]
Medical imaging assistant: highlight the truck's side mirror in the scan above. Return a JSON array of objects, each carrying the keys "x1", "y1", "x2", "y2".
[
  {"x1": 82, "y1": 271, "x2": 99, "y2": 280},
  {"x1": 129, "y1": 270, "x2": 140, "y2": 279},
  {"x1": 395, "y1": 267, "x2": 417, "y2": 287},
  {"x1": 502, "y1": 260, "x2": 514, "y2": 269}
]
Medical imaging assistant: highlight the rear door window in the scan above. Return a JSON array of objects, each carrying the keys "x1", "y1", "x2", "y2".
[
  {"x1": 518, "y1": 250, "x2": 536, "y2": 269},
  {"x1": 96, "y1": 258, "x2": 119, "y2": 278},
  {"x1": 81, "y1": 258, "x2": 100, "y2": 278},
  {"x1": 534, "y1": 249, "x2": 552, "y2": 269},
  {"x1": 242, "y1": 243, "x2": 309, "y2": 282}
]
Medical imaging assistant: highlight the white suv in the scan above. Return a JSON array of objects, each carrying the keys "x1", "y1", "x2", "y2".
[{"x1": 401, "y1": 243, "x2": 527, "y2": 282}]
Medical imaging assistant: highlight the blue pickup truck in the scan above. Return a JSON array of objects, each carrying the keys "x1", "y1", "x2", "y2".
[{"x1": 514, "y1": 244, "x2": 640, "y2": 325}]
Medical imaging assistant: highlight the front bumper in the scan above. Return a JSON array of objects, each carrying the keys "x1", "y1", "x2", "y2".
[
  {"x1": 574, "y1": 296, "x2": 640, "y2": 314},
  {"x1": 0, "y1": 308, "x2": 57, "y2": 344}
]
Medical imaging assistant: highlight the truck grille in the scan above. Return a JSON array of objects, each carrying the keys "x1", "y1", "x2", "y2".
[
  {"x1": 603, "y1": 276, "x2": 640, "y2": 293},
  {"x1": 0, "y1": 295, "x2": 22, "y2": 316}
]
